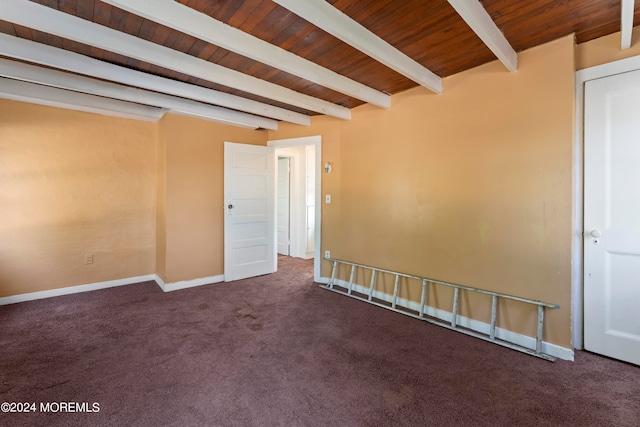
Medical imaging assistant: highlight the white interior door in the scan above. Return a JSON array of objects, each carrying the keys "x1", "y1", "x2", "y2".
[
  {"x1": 584, "y1": 69, "x2": 640, "y2": 365},
  {"x1": 224, "y1": 142, "x2": 276, "y2": 282},
  {"x1": 277, "y1": 157, "x2": 290, "y2": 256}
]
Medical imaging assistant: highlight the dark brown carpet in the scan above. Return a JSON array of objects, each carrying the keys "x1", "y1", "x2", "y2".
[{"x1": 0, "y1": 256, "x2": 638, "y2": 426}]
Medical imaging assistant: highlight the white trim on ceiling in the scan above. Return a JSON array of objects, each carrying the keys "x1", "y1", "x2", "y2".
[
  {"x1": 0, "y1": 77, "x2": 165, "y2": 121},
  {"x1": 621, "y1": 0, "x2": 636, "y2": 50},
  {"x1": 0, "y1": 0, "x2": 350, "y2": 120},
  {"x1": 271, "y1": 0, "x2": 443, "y2": 94},
  {"x1": 0, "y1": 33, "x2": 309, "y2": 126},
  {"x1": 101, "y1": 0, "x2": 391, "y2": 109},
  {"x1": 0, "y1": 58, "x2": 277, "y2": 130},
  {"x1": 447, "y1": 0, "x2": 518, "y2": 72}
]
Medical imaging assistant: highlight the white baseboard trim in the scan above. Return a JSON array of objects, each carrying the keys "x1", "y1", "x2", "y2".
[
  {"x1": 155, "y1": 274, "x2": 225, "y2": 292},
  {"x1": 0, "y1": 274, "x2": 156, "y2": 306},
  {"x1": 322, "y1": 277, "x2": 574, "y2": 361}
]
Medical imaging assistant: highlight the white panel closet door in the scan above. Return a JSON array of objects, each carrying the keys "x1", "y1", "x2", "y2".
[{"x1": 584, "y1": 69, "x2": 640, "y2": 365}]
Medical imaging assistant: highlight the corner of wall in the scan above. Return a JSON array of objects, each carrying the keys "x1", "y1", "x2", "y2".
[{"x1": 155, "y1": 115, "x2": 168, "y2": 282}]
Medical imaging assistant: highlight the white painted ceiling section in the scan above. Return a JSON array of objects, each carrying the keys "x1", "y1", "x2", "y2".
[
  {"x1": 621, "y1": 0, "x2": 636, "y2": 49},
  {"x1": 101, "y1": 0, "x2": 391, "y2": 109},
  {"x1": 447, "y1": 0, "x2": 518, "y2": 72},
  {"x1": 0, "y1": 59, "x2": 277, "y2": 130},
  {"x1": 0, "y1": 0, "x2": 350, "y2": 120},
  {"x1": 272, "y1": 0, "x2": 443, "y2": 94},
  {"x1": 0, "y1": 77, "x2": 165, "y2": 122},
  {"x1": 0, "y1": 34, "x2": 308, "y2": 127}
]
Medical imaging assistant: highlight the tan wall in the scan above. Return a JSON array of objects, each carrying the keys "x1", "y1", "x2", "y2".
[
  {"x1": 576, "y1": 28, "x2": 640, "y2": 70},
  {"x1": 270, "y1": 35, "x2": 575, "y2": 347},
  {"x1": 0, "y1": 99, "x2": 157, "y2": 297},
  {"x1": 161, "y1": 113, "x2": 267, "y2": 283}
]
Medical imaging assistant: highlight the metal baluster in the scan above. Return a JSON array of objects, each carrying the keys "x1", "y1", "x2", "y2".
[
  {"x1": 368, "y1": 269, "x2": 376, "y2": 301},
  {"x1": 391, "y1": 274, "x2": 400, "y2": 309},
  {"x1": 419, "y1": 279, "x2": 428, "y2": 318},
  {"x1": 347, "y1": 264, "x2": 355, "y2": 295},
  {"x1": 536, "y1": 305, "x2": 544, "y2": 354},
  {"x1": 451, "y1": 287, "x2": 459, "y2": 327},
  {"x1": 329, "y1": 260, "x2": 337, "y2": 289},
  {"x1": 490, "y1": 295, "x2": 498, "y2": 340}
]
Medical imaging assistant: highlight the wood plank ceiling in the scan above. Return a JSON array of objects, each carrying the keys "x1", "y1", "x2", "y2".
[{"x1": 0, "y1": 0, "x2": 639, "y2": 128}]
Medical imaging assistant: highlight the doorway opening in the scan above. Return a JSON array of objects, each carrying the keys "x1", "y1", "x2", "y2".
[{"x1": 269, "y1": 136, "x2": 321, "y2": 282}]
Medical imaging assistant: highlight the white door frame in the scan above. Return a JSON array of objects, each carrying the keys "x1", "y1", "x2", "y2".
[
  {"x1": 573, "y1": 55, "x2": 640, "y2": 349},
  {"x1": 277, "y1": 155, "x2": 293, "y2": 256},
  {"x1": 268, "y1": 136, "x2": 322, "y2": 282}
]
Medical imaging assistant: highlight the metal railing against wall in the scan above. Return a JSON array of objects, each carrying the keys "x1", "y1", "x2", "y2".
[{"x1": 323, "y1": 258, "x2": 560, "y2": 361}]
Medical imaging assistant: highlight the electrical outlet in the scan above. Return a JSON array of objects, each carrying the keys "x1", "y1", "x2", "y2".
[
  {"x1": 84, "y1": 254, "x2": 93, "y2": 265},
  {"x1": 324, "y1": 250, "x2": 331, "y2": 259}
]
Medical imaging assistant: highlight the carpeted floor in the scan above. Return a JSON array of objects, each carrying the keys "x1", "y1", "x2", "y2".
[{"x1": 0, "y1": 256, "x2": 638, "y2": 426}]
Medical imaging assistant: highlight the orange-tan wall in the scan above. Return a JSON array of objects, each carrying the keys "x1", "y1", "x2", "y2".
[
  {"x1": 3, "y1": 29, "x2": 637, "y2": 347},
  {"x1": 158, "y1": 113, "x2": 267, "y2": 283},
  {"x1": 576, "y1": 27, "x2": 640, "y2": 70},
  {"x1": 269, "y1": 35, "x2": 576, "y2": 347},
  {"x1": 0, "y1": 99, "x2": 157, "y2": 297}
]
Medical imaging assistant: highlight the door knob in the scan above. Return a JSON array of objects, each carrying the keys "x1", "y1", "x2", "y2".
[
  {"x1": 590, "y1": 230, "x2": 601, "y2": 238},
  {"x1": 228, "y1": 204, "x2": 234, "y2": 209}
]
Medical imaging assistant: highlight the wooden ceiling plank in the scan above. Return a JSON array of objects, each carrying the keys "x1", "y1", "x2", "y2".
[
  {"x1": 0, "y1": 33, "x2": 310, "y2": 125},
  {"x1": 93, "y1": 0, "x2": 112, "y2": 26},
  {"x1": 75, "y1": 0, "x2": 95, "y2": 22},
  {"x1": 226, "y1": 0, "x2": 277, "y2": 30},
  {"x1": 0, "y1": 20, "x2": 17, "y2": 35},
  {"x1": 271, "y1": 0, "x2": 442, "y2": 94},
  {"x1": 447, "y1": 0, "x2": 517, "y2": 72},
  {"x1": 621, "y1": 0, "x2": 635, "y2": 49},
  {"x1": 101, "y1": 0, "x2": 390, "y2": 108},
  {"x1": 0, "y1": 58, "x2": 278, "y2": 129},
  {"x1": 0, "y1": 77, "x2": 165, "y2": 121},
  {"x1": 1, "y1": 0, "x2": 347, "y2": 119}
]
